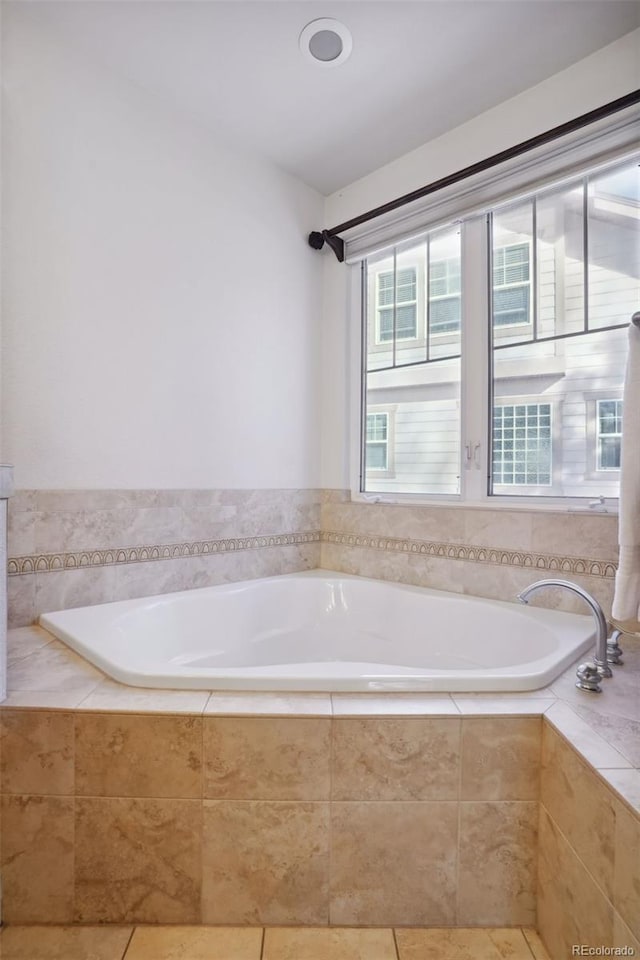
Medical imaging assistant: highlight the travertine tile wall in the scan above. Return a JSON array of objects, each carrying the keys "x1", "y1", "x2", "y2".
[
  {"x1": 7, "y1": 490, "x2": 322, "y2": 627},
  {"x1": 320, "y1": 491, "x2": 619, "y2": 617},
  {"x1": 538, "y1": 723, "x2": 640, "y2": 959},
  {"x1": 7, "y1": 487, "x2": 621, "y2": 625},
  {"x1": 0, "y1": 709, "x2": 541, "y2": 926}
]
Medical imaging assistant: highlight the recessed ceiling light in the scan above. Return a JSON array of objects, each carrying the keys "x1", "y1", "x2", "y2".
[{"x1": 299, "y1": 18, "x2": 353, "y2": 67}]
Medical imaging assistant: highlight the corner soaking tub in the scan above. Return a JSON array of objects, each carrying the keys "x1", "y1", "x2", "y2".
[{"x1": 38, "y1": 570, "x2": 596, "y2": 692}]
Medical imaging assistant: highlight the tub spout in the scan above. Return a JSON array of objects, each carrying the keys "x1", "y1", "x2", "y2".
[{"x1": 516, "y1": 578, "x2": 612, "y2": 692}]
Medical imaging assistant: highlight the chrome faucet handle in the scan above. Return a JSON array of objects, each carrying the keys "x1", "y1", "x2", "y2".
[
  {"x1": 576, "y1": 661, "x2": 602, "y2": 693},
  {"x1": 607, "y1": 628, "x2": 624, "y2": 666}
]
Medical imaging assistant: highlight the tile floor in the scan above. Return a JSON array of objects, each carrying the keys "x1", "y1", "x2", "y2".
[{"x1": 0, "y1": 924, "x2": 551, "y2": 959}]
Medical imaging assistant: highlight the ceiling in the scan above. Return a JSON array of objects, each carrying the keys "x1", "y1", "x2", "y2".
[{"x1": 6, "y1": 0, "x2": 640, "y2": 194}]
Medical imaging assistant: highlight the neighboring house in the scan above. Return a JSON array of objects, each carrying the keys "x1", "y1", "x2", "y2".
[{"x1": 363, "y1": 162, "x2": 638, "y2": 500}]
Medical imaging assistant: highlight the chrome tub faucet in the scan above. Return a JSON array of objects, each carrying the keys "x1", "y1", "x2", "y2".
[{"x1": 516, "y1": 578, "x2": 614, "y2": 693}]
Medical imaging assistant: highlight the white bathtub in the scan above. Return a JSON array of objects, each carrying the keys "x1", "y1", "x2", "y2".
[{"x1": 38, "y1": 570, "x2": 597, "y2": 693}]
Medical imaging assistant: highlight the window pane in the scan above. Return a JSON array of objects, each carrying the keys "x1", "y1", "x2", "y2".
[
  {"x1": 428, "y1": 228, "x2": 462, "y2": 358},
  {"x1": 378, "y1": 272, "x2": 394, "y2": 305},
  {"x1": 492, "y1": 404, "x2": 552, "y2": 486},
  {"x1": 366, "y1": 442, "x2": 388, "y2": 470},
  {"x1": 430, "y1": 296, "x2": 461, "y2": 333},
  {"x1": 366, "y1": 413, "x2": 388, "y2": 441},
  {"x1": 598, "y1": 399, "x2": 622, "y2": 433},
  {"x1": 536, "y1": 183, "x2": 585, "y2": 337},
  {"x1": 588, "y1": 162, "x2": 640, "y2": 331},
  {"x1": 396, "y1": 268, "x2": 417, "y2": 303},
  {"x1": 599, "y1": 436, "x2": 621, "y2": 470},
  {"x1": 367, "y1": 245, "x2": 425, "y2": 368},
  {"x1": 493, "y1": 286, "x2": 530, "y2": 326},
  {"x1": 597, "y1": 398, "x2": 623, "y2": 470},
  {"x1": 491, "y1": 329, "x2": 626, "y2": 497},
  {"x1": 364, "y1": 385, "x2": 461, "y2": 494},
  {"x1": 491, "y1": 203, "x2": 533, "y2": 344},
  {"x1": 365, "y1": 414, "x2": 389, "y2": 471},
  {"x1": 364, "y1": 228, "x2": 462, "y2": 496}
]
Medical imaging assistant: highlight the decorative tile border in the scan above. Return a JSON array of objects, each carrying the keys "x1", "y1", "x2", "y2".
[
  {"x1": 8, "y1": 531, "x2": 320, "y2": 576},
  {"x1": 7, "y1": 527, "x2": 618, "y2": 580},
  {"x1": 321, "y1": 531, "x2": 617, "y2": 580}
]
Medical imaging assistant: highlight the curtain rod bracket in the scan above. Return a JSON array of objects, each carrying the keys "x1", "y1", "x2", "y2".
[{"x1": 308, "y1": 230, "x2": 345, "y2": 262}]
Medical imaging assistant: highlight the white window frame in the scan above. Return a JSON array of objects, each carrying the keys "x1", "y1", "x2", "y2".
[{"x1": 349, "y1": 151, "x2": 638, "y2": 513}]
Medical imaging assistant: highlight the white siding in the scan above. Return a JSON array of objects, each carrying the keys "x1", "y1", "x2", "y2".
[{"x1": 364, "y1": 191, "x2": 636, "y2": 499}]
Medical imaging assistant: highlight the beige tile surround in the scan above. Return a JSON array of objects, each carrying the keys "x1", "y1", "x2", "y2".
[
  {"x1": 320, "y1": 494, "x2": 619, "y2": 617},
  {"x1": 3, "y1": 489, "x2": 637, "y2": 956},
  {"x1": 1, "y1": 630, "x2": 639, "y2": 956},
  {"x1": 538, "y1": 725, "x2": 640, "y2": 959},
  {"x1": 7, "y1": 489, "x2": 322, "y2": 627},
  {"x1": 0, "y1": 703, "x2": 542, "y2": 927},
  {"x1": 1, "y1": 655, "x2": 639, "y2": 939},
  {"x1": 7, "y1": 488, "x2": 621, "y2": 626}
]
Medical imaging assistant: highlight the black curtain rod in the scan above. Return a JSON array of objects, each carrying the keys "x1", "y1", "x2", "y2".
[{"x1": 308, "y1": 89, "x2": 640, "y2": 262}]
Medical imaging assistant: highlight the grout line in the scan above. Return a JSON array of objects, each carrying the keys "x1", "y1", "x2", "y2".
[
  {"x1": 200, "y1": 714, "x2": 205, "y2": 926},
  {"x1": 201, "y1": 715, "x2": 205, "y2": 803},
  {"x1": 543, "y1": 717, "x2": 637, "y2": 808},
  {"x1": 392, "y1": 927, "x2": 401, "y2": 960},
  {"x1": 544, "y1": 701, "x2": 633, "y2": 767},
  {"x1": 521, "y1": 926, "x2": 540, "y2": 959},
  {"x1": 71, "y1": 711, "x2": 77, "y2": 928},
  {"x1": 328, "y1": 713, "x2": 335, "y2": 926},
  {"x1": 540, "y1": 801, "x2": 618, "y2": 915},
  {"x1": 73, "y1": 681, "x2": 105, "y2": 710},
  {"x1": 454, "y1": 714, "x2": 463, "y2": 925},
  {"x1": 259, "y1": 926, "x2": 265, "y2": 960},
  {"x1": 121, "y1": 925, "x2": 136, "y2": 959}
]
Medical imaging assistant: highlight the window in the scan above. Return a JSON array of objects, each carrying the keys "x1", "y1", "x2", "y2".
[
  {"x1": 492, "y1": 243, "x2": 531, "y2": 327},
  {"x1": 376, "y1": 268, "x2": 417, "y2": 342},
  {"x1": 366, "y1": 412, "x2": 389, "y2": 470},
  {"x1": 358, "y1": 156, "x2": 638, "y2": 503},
  {"x1": 364, "y1": 228, "x2": 462, "y2": 495},
  {"x1": 597, "y1": 400, "x2": 623, "y2": 470},
  {"x1": 429, "y1": 257, "x2": 461, "y2": 334},
  {"x1": 492, "y1": 404, "x2": 552, "y2": 486}
]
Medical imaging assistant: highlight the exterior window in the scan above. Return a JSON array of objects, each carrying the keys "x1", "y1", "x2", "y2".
[
  {"x1": 377, "y1": 268, "x2": 417, "y2": 342},
  {"x1": 492, "y1": 243, "x2": 530, "y2": 327},
  {"x1": 359, "y1": 157, "x2": 638, "y2": 503},
  {"x1": 364, "y1": 228, "x2": 462, "y2": 495},
  {"x1": 426, "y1": 243, "x2": 529, "y2": 337},
  {"x1": 492, "y1": 404, "x2": 552, "y2": 486},
  {"x1": 366, "y1": 412, "x2": 389, "y2": 470},
  {"x1": 597, "y1": 400, "x2": 623, "y2": 470},
  {"x1": 429, "y1": 257, "x2": 461, "y2": 334}
]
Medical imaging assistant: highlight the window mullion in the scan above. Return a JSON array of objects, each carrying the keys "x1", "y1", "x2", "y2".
[
  {"x1": 460, "y1": 216, "x2": 490, "y2": 502},
  {"x1": 532, "y1": 197, "x2": 538, "y2": 341},
  {"x1": 392, "y1": 249, "x2": 397, "y2": 368},
  {"x1": 425, "y1": 236, "x2": 430, "y2": 362}
]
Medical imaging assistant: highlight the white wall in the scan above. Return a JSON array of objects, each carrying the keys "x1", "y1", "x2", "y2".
[
  {"x1": 1, "y1": 7, "x2": 324, "y2": 489},
  {"x1": 320, "y1": 28, "x2": 640, "y2": 489}
]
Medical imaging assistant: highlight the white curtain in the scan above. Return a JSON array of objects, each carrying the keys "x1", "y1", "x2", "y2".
[{"x1": 612, "y1": 318, "x2": 640, "y2": 624}]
